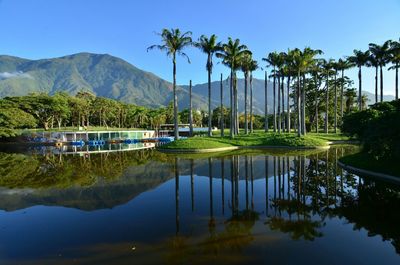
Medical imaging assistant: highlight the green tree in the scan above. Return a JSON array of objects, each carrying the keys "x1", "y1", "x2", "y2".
[
  {"x1": 348, "y1": 49, "x2": 370, "y2": 110},
  {"x1": 148, "y1": 28, "x2": 192, "y2": 140},
  {"x1": 369, "y1": 40, "x2": 392, "y2": 102},
  {"x1": 389, "y1": 39, "x2": 400, "y2": 100},
  {"x1": 216, "y1": 38, "x2": 251, "y2": 138},
  {"x1": 194, "y1": 34, "x2": 221, "y2": 137}
]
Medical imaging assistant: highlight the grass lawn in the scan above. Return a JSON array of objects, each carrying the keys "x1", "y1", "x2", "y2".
[
  {"x1": 160, "y1": 132, "x2": 337, "y2": 150},
  {"x1": 339, "y1": 152, "x2": 400, "y2": 177}
]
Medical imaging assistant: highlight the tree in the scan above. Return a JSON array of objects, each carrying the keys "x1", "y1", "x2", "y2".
[
  {"x1": 348, "y1": 49, "x2": 370, "y2": 110},
  {"x1": 194, "y1": 34, "x2": 221, "y2": 137},
  {"x1": 216, "y1": 38, "x2": 251, "y2": 138},
  {"x1": 52, "y1": 92, "x2": 71, "y2": 130},
  {"x1": 263, "y1": 52, "x2": 280, "y2": 132},
  {"x1": 369, "y1": 40, "x2": 392, "y2": 102},
  {"x1": 249, "y1": 59, "x2": 258, "y2": 133},
  {"x1": 366, "y1": 53, "x2": 379, "y2": 103},
  {"x1": 389, "y1": 39, "x2": 400, "y2": 100},
  {"x1": 336, "y1": 59, "x2": 353, "y2": 123},
  {"x1": 148, "y1": 28, "x2": 192, "y2": 140},
  {"x1": 240, "y1": 54, "x2": 252, "y2": 134},
  {"x1": 0, "y1": 99, "x2": 37, "y2": 137}
]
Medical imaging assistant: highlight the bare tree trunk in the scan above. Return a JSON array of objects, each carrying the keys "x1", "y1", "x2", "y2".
[
  {"x1": 396, "y1": 64, "x2": 399, "y2": 100},
  {"x1": 189, "y1": 80, "x2": 193, "y2": 137},
  {"x1": 334, "y1": 69, "x2": 337, "y2": 133},
  {"x1": 220, "y1": 74, "x2": 224, "y2": 137},
  {"x1": 340, "y1": 69, "x2": 344, "y2": 124},
  {"x1": 173, "y1": 55, "x2": 179, "y2": 140},
  {"x1": 375, "y1": 66, "x2": 378, "y2": 103},
  {"x1": 250, "y1": 72, "x2": 254, "y2": 133},
  {"x1": 302, "y1": 75, "x2": 306, "y2": 135},
  {"x1": 230, "y1": 71, "x2": 234, "y2": 138},
  {"x1": 244, "y1": 72, "x2": 249, "y2": 134},
  {"x1": 297, "y1": 72, "x2": 301, "y2": 137},
  {"x1": 277, "y1": 74, "x2": 281, "y2": 133},
  {"x1": 287, "y1": 75, "x2": 291, "y2": 132},
  {"x1": 358, "y1": 66, "x2": 362, "y2": 111},
  {"x1": 380, "y1": 65, "x2": 383, "y2": 103},
  {"x1": 326, "y1": 72, "x2": 329, "y2": 133},
  {"x1": 207, "y1": 59, "x2": 212, "y2": 137},
  {"x1": 273, "y1": 68, "x2": 277, "y2": 132},
  {"x1": 265, "y1": 71, "x2": 269, "y2": 132},
  {"x1": 281, "y1": 75, "x2": 285, "y2": 132},
  {"x1": 235, "y1": 75, "x2": 239, "y2": 135}
]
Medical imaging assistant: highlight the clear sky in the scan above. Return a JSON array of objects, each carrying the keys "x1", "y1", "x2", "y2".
[{"x1": 0, "y1": 0, "x2": 399, "y2": 95}]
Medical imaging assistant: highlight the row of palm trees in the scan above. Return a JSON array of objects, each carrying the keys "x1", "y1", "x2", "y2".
[{"x1": 149, "y1": 28, "x2": 399, "y2": 140}]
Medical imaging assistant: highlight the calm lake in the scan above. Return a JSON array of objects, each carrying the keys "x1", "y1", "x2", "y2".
[{"x1": 0, "y1": 144, "x2": 399, "y2": 265}]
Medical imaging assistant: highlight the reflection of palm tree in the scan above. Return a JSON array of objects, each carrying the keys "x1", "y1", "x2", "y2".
[
  {"x1": 174, "y1": 157, "x2": 180, "y2": 235},
  {"x1": 190, "y1": 159, "x2": 194, "y2": 212},
  {"x1": 208, "y1": 158, "x2": 215, "y2": 231}
]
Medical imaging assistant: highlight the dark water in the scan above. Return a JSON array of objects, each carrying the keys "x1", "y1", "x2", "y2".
[{"x1": 0, "y1": 145, "x2": 399, "y2": 265}]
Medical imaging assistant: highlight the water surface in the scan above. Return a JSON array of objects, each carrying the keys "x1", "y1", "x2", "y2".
[{"x1": 0, "y1": 144, "x2": 399, "y2": 265}]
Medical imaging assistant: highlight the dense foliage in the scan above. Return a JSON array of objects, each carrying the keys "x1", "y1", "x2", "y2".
[{"x1": 342, "y1": 99, "x2": 400, "y2": 160}]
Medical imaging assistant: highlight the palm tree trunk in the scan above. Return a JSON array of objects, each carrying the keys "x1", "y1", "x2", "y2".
[
  {"x1": 287, "y1": 75, "x2": 291, "y2": 133},
  {"x1": 235, "y1": 74, "x2": 239, "y2": 135},
  {"x1": 297, "y1": 71, "x2": 301, "y2": 137},
  {"x1": 380, "y1": 65, "x2": 383, "y2": 102},
  {"x1": 208, "y1": 63, "x2": 212, "y2": 137},
  {"x1": 396, "y1": 64, "x2": 399, "y2": 100},
  {"x1": 220, "y1": 73, "x2": 224, "y2": 137},
  {"x1": 277, "y1": 74, "x2": 281, "y2": 133},
  {"x1": 340, "y1": 69, "x2": 344, "y2": 124},
  {"x1": 358, "y1": 66, "x2": 362, "y2": 111},
  {"x1": 281, "y1": 75, "x2": 285, "y2": 132},
  {"x1": 375, "y1": 66, "x2": 378, "y2": 103},
  {"x1": 334, "y1": 70, "x2": 337, "y2": 133},
  {"x1": 325, "y1": 72, "x2": 329, "y2": 134},
  {"x1": 244, "y1": 72, "x2": 249, "y2": 134},
  {"x1": 173, "y1": 55, "x2": 179, "y2": 140},
  {"x1": 189, "y1": 80, "x2": 193, "y2": 137},
  {"x1": 302, "y1": 75, "x2": 306, "y2": 135},
  {"x1": 315, "y1": 74, "x2": 319, "y2": 133},
  {"x1": 230, "y1": 70, "x2": 234, "y2": 138},
  {"x1": 250, "y1": 72, "x2": 254, "y2": 133},
  {"x1": 265, "y1": 71, "x2": 269, "y2": 132},
  {"x1": 273, "y1": 68, "x2": 277, "y2": 132}
]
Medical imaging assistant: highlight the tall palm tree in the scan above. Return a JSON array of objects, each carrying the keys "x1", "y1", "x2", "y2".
[
  {"x1": 249, "y1": 59, "x2": 258, "y2": 133},
  {"x1": 336, "y1": 58, "x2": 353, "y2": 123},
  {"x1": 310, "y1": 60, "x2": 323, "y2": 133},
  {"x1": 240, "y1": 54, "x2": 252, "y2": 134},
  {"x1": 284, "y1": 50, "x2": 295, "y2": 133},
  {"x1": 366, "y1": 54, "x2": 379, "y2": 103},
  {"x1": 263, "y1": 52, "x2": 280, "y2": 133},
  {"x1": 147, "y1": 28, "x2": 192, "y2": 140},
  {"x1": 332, "y1": 60, "x2": 339, "y2": 133},
  {"x1": 216, "y1": 38, "x2": 251, "y2": 138},
  {"x1": 220, "y1": 73, "x2": 224, "y2": 137},
  {"x1": 194, "y1": 34, "x2": 222, "y2": 137},
  {"x1": 348, "y1": 49, "x2": 370, "y2": 111},
  {"x1": 275, "y1": 53, "x2": 286, "y2": 133},
  {"x1": 369, "y1": 40, "x2": 392, "y2": 102},
  {"x1": 189, "y1": 80, "x2": 193, "y2": 137},
  {"x1": 264, "y1": 71, "x2": 269, "y2": 132},
  {"x1": 389, "y1": 39, "x2": 400, "y2": 99},
  {"x1": 321, "y1": 59, "x2": 335, "y2": 134}
]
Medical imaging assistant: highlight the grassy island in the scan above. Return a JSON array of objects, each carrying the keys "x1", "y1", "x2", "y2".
[{"x1": 159, "y1": 132, "x2": 352, "y2": 151}]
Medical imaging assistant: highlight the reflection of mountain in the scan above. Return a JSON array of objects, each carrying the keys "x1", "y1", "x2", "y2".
[{"x1": 0, "y1": 151, "x2": 174, "y2": 211}]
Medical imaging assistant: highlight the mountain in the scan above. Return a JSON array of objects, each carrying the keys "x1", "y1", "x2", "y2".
[
  {"x1": 362, "y1": 91, "x2": 395, "y2": 105},
  {"x1": 0, "y1": 52, "x2": 395, "y2": 113},
  {"x1": 0, "y1": 53, "x2": 208, "y2": 109}
]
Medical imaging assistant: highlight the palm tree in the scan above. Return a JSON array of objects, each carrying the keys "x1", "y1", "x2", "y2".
[
  {"x1": 147, "y1": 28, "x2": 192, "y2": 140},
  {"x1": 249, "y1": 59, "x2": 258, "y2": 133},
  {"x1": 284, "y1": 50, "x2": 295, "y2": 133},
  {"x1": 321, "y1": 59, "x2": 335, "y2": 134},
  {"x1": 220, "y1": 73, "x2": 224, "y2": 137},
  {"x1": 332, "y1": 60, "x2": 339, "y2": 133},
  {"x1": 264, "y1": 71, "x2": 269, "y2": 132},
  {"x1": 189, "y1": 80, "x2": 193, "y2": 137},
  {"x1": 369, "y1": 40, "x2": 392, "y2": 102},
  {"x1": 216, "y1": 38, "x2": 251, "y2": 138},
  {"x1": 336, "y1": 59, "x2": 353, "y2": 123},
  {"x1": 366, "y1": 54, "x2": 379, "y2": 103},
  {"x1": 389, "y1": 39, "x2": 400, "y2": 99},
  {"x1": 240, "y1": 54, "x2": 252, "y2": 134},
  {"x1": 263, "y1": 52, "x2": 280, "y2": 133},
  {"x1": 194, "y1": 34, "x2": 222, "y2": 137},
  {"x1": 348, "y1": 49, "x2": 370, "y2": 111}
]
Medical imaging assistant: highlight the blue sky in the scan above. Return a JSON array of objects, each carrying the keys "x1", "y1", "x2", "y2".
[{"x1": 0, "y1": 0, "x2": 399, "y2": 95}]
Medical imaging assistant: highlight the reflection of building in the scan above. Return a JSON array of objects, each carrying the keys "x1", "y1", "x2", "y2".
[
  {"x1": 28, "y1": 130, "x2": 155, "y2": 143},
  {"x1": 159, "y1": 124, "x2": 216, "y2": 137}
]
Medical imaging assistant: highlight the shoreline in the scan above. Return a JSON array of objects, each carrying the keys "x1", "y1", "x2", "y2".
[{"x1": 338, "y1": 161, "x2": 400, "y2": 184}]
